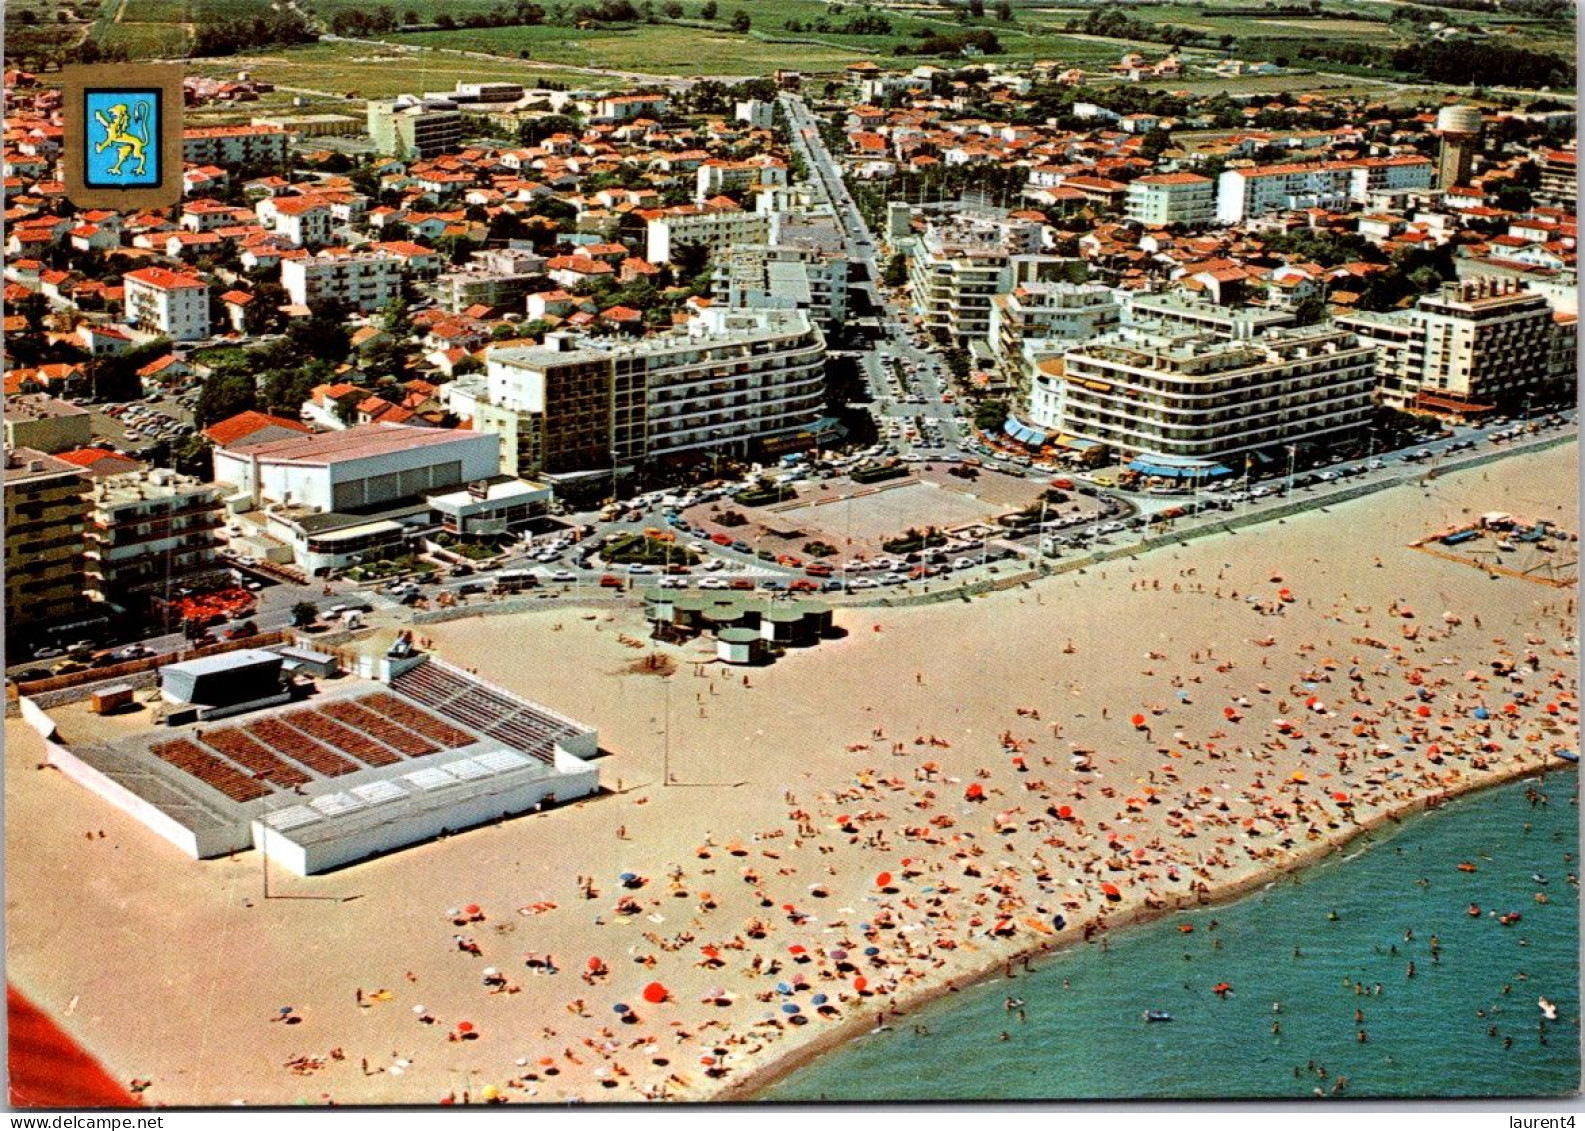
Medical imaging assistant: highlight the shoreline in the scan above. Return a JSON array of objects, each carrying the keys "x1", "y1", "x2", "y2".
[
  {"x1": 715, "y1": 753, "x2": 1574, "y2": 1102},
  {"x1": 3, "y1": 441, "x2": 1574, "y2": 1107}
]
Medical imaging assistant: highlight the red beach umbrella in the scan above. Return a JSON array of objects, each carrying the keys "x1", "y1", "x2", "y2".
[
  {"x1": 875, "y1": 871, "x2": 893, "y2": 888},
  {"x1": 642, "y1": 982, "x2": 669, "y2": 1005}
]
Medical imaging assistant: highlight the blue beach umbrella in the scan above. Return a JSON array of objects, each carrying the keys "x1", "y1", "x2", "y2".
[
  {"x1": 864, "y1": 946, "x2": 880, "y2": 957},
  {"x1": 782, "y1": 1003, "x2": 801, "y2": 1015},
  {"x1": 1474, "y1": 706, "x2": 1490, "y2": 720},
  {"x1": 812, "y1": 994, "x2": 829, "y2": 1005},
  {"x1": 776, "y1": 982, "x2": 793, "y2": 994},
  {"x1": 613, "y1": 1003, "x2": 630, "y2": 1014}
]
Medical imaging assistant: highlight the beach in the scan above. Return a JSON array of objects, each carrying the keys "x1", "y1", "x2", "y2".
[{"x1": 4, "y1": 442, "x2": 1577, "y2": 1105}]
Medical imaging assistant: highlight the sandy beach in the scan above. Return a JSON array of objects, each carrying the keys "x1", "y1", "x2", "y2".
[{"x1": 5, "y1": 442, "x2": 1577, "y2": 1105}]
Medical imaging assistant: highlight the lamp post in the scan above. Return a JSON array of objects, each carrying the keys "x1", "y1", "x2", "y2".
[{"x1": 1284, "y1": 443, "x2": 1298, "y2": 498}]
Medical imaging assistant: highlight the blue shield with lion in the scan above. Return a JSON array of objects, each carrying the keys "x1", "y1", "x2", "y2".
[{"x1": 84, "y1": 89, "x2": 161, "y2": 188}]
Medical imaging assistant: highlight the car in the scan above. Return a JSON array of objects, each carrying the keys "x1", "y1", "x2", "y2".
[
  {"x1": 1366, "y1": 459, "x2": 1386, "y2": 470},
  {"x1": 627, "y1": 563, "x2": 656, "y2": 574},
  {"x1": 599, "y1": 575, "x2": 623, "y2": 588},
  {"x1": 698, "y1": 577, "x2": 728, "y2": 590},
  {"x1": 788, "y1": 579, "x2": 820, "y2": 593},
  {"x1": 658, "y1": 576, "x2": 688, "y2": 589},
  {"x1": 551, "y1": 570, "x2": 577, "y2": 582},
  {"x1": 729, "y1": 578, "x2": 755, "y2": 591},
  {"x1": 731, "y1": 541, "x2": 751, "y2": 553}
]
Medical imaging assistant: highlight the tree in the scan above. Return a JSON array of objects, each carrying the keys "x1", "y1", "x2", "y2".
[
  {"x1": 195, "y1": 371, "x2": 258, "y2": 427},
  {"x1": 700, "y1": 0, "x2": 716, "y2": 17},
  {"x1": 381, "y1": 294, "x2": 413, "y2": 337},
  {"x1": 1291, "y1": 295, "x2": 1326, "y2": 326},
  {"x1": 291, "y1": 601, "x2": 319, "y2": 627},
  {"x1": 663, "y1": 0, "x2": 682, "y2": 13},
  {"x1": 882, "y1": 252, "x2": 909, "y2": 288},
  {"x1": 729, "y1": 7, "x2": 749, "y2": 30},
  {"x1": 972, "y1": 397, "x2": 1007, "y2": 431},
  {"x1": 967, "y1": 0, "x2": 985, "y2": 17},
  {"x1": 993, "y1": 0, "x2": 1012, "y2": 19}
]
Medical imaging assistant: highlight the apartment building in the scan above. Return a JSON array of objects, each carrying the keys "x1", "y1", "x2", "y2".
[
  {"x1": 1538, "y1": 149, "x2": 1577, "y2": 209},
  {"x1": 1338, "y1": 277, "x2": 1557, "y2": 413},
  {"x1": 1216, "y1": 156, "x2": 1434, "y2": 223},
  {"x1": 256, "y1": 195, "x2": 334, "y2": 246},
  {"x1": 181, "y1": 124, "x2": 290, "y2": 167},
  {"x1": 695, "y1": 157, "x2": 788, "y2": 202},
  {"x1": 1026, "y1": 323, "x2": 1374, "y2": 464},
  {"x1": 85, "y1": 468, "x2": 228, "y2": 616},
  {"x1": 1125, "y1": 291, "x2": 1296, "y2": 338},
  {"x1": 646, "y1": 205, "x2": 771, "y2": 264},
  {"x1": 124, "y1": 266, "x2": 211, "y2": 341},
  {"x1": 367, "y1": 98, "x2": 463, "y2": 159},
  {"x1": 438, "y1": 246, "x2": 547, "y2": 313},
  {"x1": 282, "y1": 250, "x2": 406, "y2": 312},
  {"x1": 712, "y1": 243, "x2": 850, "y2": 330},
  {"x1": 1125, "y1": 172, "x2": 1216, "y2": 227},
  {"x1": 4, "y1": 448, "x2": 91, "y2": 647},
  {"x1": 906, "y1": 214, "x2": 1045, "y2": 347},
  {"x1": 595, "y1": 94, "x2": 670, "y2": 122},
  {"x1": 480, "y1": 308, "x2": 826, "y2": 479},
  {"x1": 988, "y1": 282, "x2": 1121, "y2": 392}
]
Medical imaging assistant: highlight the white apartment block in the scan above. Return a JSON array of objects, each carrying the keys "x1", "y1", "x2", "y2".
[
  {"x1": 906, "y1": 213, "x2": 1045, "y2": 346},
  {"x1": 1217, "y1": 156, "x2": 1434, "y2": 224},
  {"x1": 1027, "y1": 323, "x2": 1375, "y2": 464},
  {"x1": 85, "y1": 468, "x2": 227, "y2": 611},
  {"x1": 989, "y1": 281, "x2": 1121, "y2": 390},
  {"x1": 480, "y1": 308, "x2": 826, "y2": 478},
  {"x1": 123, "y1": 266, "x2": 211, "y2": 341},
  {"x1": 282, "y1": 251, "x2": 406, "y2": 313},
  {"x1": 1337, "y1": 277, "x2": 1557, "y2": 413},
  {"x1": 646, "y1": 205, "x2": 771, "y2": 264},
  {"x1": 1125, "y1": 172, "x2": 1216, "y2": 227},
  {"x1": 181, "y1": 124, "x2": 290, "y2": 167},
  {"x1": 712, "y1": 244, "x2": 849, "y2": 329},
  {"x1": 596, "y1": 94, "x2": 670, "y2": 121},
  {"x1": 695, "y1": 158, "x2": 788, "y2": 202},
  {"x1": 255, "y1": 195, "x2": 334, "y2": 246}
]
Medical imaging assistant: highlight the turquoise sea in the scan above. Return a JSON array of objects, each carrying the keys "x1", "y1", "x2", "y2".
[{"x1": 761, "y1": 770, "x2": 1580, "y2": 1101}]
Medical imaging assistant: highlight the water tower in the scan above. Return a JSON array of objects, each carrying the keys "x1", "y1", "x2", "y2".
[{"x1": 1435, "y1": 105, "x2": 1483, "y2": 190}]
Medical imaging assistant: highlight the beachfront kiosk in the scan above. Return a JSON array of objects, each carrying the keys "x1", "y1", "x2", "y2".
[
  {"x1": 642, "y1": 590, "x2": 835, "y2": 662},
  {"x1": 716, "y1": 626, "x2": 765, "y2": 665}
]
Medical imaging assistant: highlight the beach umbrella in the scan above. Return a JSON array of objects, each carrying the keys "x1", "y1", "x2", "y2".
[
  {"x1": 456, "y1": 1021, "x2": 474, "y2": 1034},
  {"x1": 1053, "y1": 914, "x2": 1066, "y2": 931},
  {"x1": 812, "y1": 994, "x2": 829, "y2": 1005},
  {"x1": 642, "y1": 982, "x2": 669, "y2": 1004},
  {"x1": 481, "y1": 1085, "x2": 500, "y2": 1102},
  {"x1": 279, "y1": 1006, "x2": 294, "y2": 1015},
  {"x1": 965, "y1": 783, "x2": 985, "y2": 801},
  {"x1": 412, "y1": 1005, "x2": 427, "y2": 1015},
  {"x1": 588, "y1": 956, "x2": 604, "y2": 970},
  {"x1": 854, "y1": 976, "x2": 869, "y2": 992},
  {"x1": 829, "y1": 949, "x2": 848, "y2": 961},
  {"x1": 1131, "y1": 714, "x2": 1147, "y2": 729},
  {"x1": 465, "y1": 904, "x2": 481, "y2": 916},
  {"x1": 613, "y1": 1003, "x2": 631, "y2": 1015},
  {"x1": 777, "y1": 982, "x2": 793, "y2": 994},
  {"x1": 1100, "y1": 882, "x2": 1122, "y2": 901},
  {"x1": 875, "y1": 871, "x2": 893, "y2": 888},
  {"x1": 788, "y1": 944, "x2": 807, "y2": 956},
  {"x1": 1416, "y1": 705, "x2": 1432, "y2": 718},
  {"x1": 864, "y1": 946, "x2": 880, "y2": 957},
  {"x1": 782, "y1": 1003, "x2": 801, "y2": 1015},
  {"x1": 1474, "y1": 706, "x2": 1490, "y2": 720},
  {"x1": 620, "y1": 871, "x2": 638, "y2": 882},
  {"x1": 482, "y1": 966, "x2": 499, "y2": 978},
  {"x1": 1057, "y1": 805, "x2": 1073, "y2": 820}
]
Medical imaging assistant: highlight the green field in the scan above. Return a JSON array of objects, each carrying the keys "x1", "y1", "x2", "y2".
[
  {"x1": 188, "y1": 41, "x2": 630, "y2": 94},
  {"x1": 98, "y1": 18, "x2": 192, "y2": 54}
]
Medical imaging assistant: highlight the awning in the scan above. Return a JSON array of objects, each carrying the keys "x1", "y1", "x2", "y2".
[
  {"x1": 1004, "y1": 415, "x2": 1051, "y2": 447},
  {"x1": 1128, "y1": 459, "x2": 1233, "y2": 479}
]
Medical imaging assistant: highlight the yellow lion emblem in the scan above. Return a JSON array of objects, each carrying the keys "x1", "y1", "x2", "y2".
[{"x1": 93, "y1": 102, "x2": 149, "y2": 178}]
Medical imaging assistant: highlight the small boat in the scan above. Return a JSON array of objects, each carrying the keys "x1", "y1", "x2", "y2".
[
  {"x1": 1555, "y1": 750, "x2": 1579, "y2": 763},
  {"x1": 1143, "y1": 1009, "x2": 1174, "y2": 1023},
  {"x1": 1533, "y1": 873, "x2": 1549, "y2": 885}
]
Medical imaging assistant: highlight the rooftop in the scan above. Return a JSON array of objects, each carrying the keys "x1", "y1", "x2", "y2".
[{"x1": 223, "y1": 422, "x2": 490, "y2": 466}]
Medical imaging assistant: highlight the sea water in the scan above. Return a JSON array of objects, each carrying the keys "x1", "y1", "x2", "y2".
[{"x1": 761, "y1": 770, "x2": 1579, "y2": 1101}]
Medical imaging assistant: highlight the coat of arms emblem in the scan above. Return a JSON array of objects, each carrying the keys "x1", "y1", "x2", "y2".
[{"x1": 84, "y1": 89, "x2": 161, "y2": 188}]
